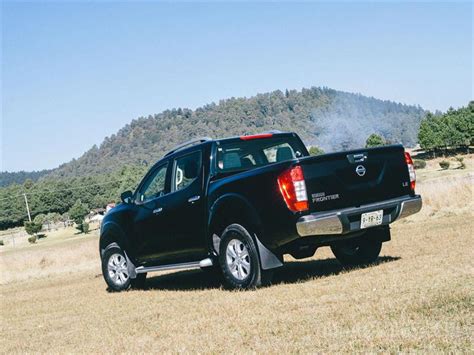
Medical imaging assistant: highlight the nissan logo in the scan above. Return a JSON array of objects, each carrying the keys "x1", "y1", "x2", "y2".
[{"x1": 355, "y1": 165, "x2": 366, "y2": 177}]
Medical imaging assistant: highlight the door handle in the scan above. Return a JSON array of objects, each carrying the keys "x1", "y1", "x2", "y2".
[
  {"x1": 153, "y1": 207, "x2": 163, "y2": 214},
  {"x1": 188, "y1": 195, "x2": 200, "y2": 203}
]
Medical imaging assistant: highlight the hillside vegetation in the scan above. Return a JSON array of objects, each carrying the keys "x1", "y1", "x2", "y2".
[{"x1": 0, "y1": 169, "x2": 52, "y2": 188}]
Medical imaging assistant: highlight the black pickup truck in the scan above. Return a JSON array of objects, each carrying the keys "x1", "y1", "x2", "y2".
[{"x1": 100, "y1": 132, "x2": 422, "y2": 290}]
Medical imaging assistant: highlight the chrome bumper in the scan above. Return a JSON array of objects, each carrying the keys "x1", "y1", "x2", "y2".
[{"x1": 296, "y1": 195, "x2": 422, "y2": 237}]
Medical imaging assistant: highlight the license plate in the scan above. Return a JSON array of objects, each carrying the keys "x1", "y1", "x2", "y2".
[{"x1": 360, "y1": 210, "x2": 383, "y2": 229}]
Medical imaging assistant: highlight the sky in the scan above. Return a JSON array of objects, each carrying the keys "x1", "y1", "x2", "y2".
[{"x1": 1, "y1": 1, "x2": 472, "y2": 172}]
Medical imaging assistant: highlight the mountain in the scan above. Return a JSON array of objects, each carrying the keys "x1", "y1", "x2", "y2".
[{"x1": 45, "y1": 87, "x2": 425, "y2": 179}]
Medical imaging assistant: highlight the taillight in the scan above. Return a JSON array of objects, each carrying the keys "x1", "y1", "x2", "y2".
[
  {"x1": 277, "y1": 165, "x2": 308, "y2": 212},
  {"x1": 405, "y1": 152, "x2": 416, "y2": 192}
]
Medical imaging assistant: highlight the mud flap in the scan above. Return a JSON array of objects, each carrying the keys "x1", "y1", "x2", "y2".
[
  {"x1": 254, "y1": 235, "x2": 283, "y2": 270},
  {"x1": 124, "y1": 251, "x2": 137, "y2": 279}
]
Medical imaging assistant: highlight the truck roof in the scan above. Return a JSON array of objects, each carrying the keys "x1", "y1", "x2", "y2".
[{"x1": 163, "y1": 131, "x2": 295, "y2": 158}]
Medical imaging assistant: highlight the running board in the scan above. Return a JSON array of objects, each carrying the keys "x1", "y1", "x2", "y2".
[{"x1": 135, "y1": 258, "x2": 213, "y2": 274}]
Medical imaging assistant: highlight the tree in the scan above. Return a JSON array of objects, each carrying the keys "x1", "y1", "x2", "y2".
[
  {"x1": 68, "y1": 199, "x2": 89, "y2": 233},
  {"x1": 308, "y1": 146, "x2": 324, "y2": 156},
  {"x1": 365, "y1": 134, "x2": 386, "y2": 148},
  {"x1": 418, "y1": 102, "x2": 474, "y2": 155},
  {"x1": 24, "y1": 221, "x2": 42, "y2": 237}
]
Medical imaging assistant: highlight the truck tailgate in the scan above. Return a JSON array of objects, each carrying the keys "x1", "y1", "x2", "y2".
[{"x1": 300, "y1": 145, "x2": 412, "y2": 213}]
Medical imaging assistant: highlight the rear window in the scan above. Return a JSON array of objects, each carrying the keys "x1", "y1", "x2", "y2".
[{"x1": 216, "y1": 136, "x2": 306, "y2": 173}]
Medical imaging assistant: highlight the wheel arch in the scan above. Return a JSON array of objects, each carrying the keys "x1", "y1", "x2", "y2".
[
  {"x1": 208, "y1": 193, "x2": 263, "y2": 242},
  {"x1": 208, "y1": 193, "x2": 282, "y2": 270},
  {"x1": 99, "y1": 221, "x2": 129, "y2": 258}
]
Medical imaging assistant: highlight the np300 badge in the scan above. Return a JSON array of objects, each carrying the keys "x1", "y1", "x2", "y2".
[{"x1": 355, "y1": 165, "x2": 366, "y2": 176}]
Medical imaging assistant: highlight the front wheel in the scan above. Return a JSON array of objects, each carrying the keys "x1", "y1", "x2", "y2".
[
  {"x1": 218, "y1": 224, "x2": 272, "y2": 289},
  {"x1": 102, "y1": 244, "x2": 146, "y2": 291},
  {"x1": 331, "y1": 238, "x2": 382, "y2": 267}
]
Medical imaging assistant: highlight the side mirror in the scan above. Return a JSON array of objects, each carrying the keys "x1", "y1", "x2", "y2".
[{"x1": 121, "y1": 190, "x2": 133, "y2": 204}]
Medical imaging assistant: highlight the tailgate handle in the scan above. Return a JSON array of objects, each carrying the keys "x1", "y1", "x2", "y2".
[{"x1": 347, "y1": 153, "x2": 368, "y2": 164}]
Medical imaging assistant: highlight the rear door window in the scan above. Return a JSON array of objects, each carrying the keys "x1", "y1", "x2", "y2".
[{"x1": 172, "y1": 151, "x2": 202, "y2": 192}]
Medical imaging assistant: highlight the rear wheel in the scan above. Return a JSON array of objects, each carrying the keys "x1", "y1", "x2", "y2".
[
  {"x1": 331, "y1": 238, "x2": 382, "y2": 267},
  {"x1": 218, "y1": 224, "x2": 272, "y2": 289}
]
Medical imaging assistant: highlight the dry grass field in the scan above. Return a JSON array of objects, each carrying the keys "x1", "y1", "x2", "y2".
[{"x1": 1, "y1": 155, "x2": 473, "y2": 353}]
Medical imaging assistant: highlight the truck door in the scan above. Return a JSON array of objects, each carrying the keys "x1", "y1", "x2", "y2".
[
  {"x1": 133, "y1": 161, "x2": 174, "y2": 264},
  {"x1": 164, "y1": 149, "x2": 207, "y2": 263}
]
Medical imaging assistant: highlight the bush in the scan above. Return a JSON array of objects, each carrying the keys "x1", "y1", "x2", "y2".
[
  {"x1": 82, "y1": 222, "x2": 90, "y2": 234},
  {"x1": 28, "y1": 235, "x2": 37, "y2": 244},
  {"x1": 365, "y1": 134, "x2": 386, "y2": 148},
  {"x1": 0, "y1": 239, "x2": 4, "y2": 246},
  {"x1": 308, "y1": 146, "x2": 324, "y2": 156},
  {"x1": 413, "y1": 159, "x2": 426, "y2": 169},
  {"x1": 455, "y1": 156, "x2": 466, "y2": 169},
  {"x1": 439, "y1": 160, "x2": 450, "y2": 170},
  {"x1": 24, "y1": 221, "x2": 42, "y2": 236}
]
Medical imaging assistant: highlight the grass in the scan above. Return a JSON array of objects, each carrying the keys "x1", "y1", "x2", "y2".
[{"x1": 0, "y1": 156, "x2": 473, "y2": 352}]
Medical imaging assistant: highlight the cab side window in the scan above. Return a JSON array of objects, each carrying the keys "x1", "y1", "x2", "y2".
[
  {"x1": 138, "y1": 163, "x2": 169, "y2": 202},
  {"x1": 173, "y1": 151, "x2": 202, "y2": 191}
]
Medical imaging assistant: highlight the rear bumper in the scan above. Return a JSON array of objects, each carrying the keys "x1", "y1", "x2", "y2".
[{"x1": 296, "y1": 195, "x2": 422, "y2": 237}]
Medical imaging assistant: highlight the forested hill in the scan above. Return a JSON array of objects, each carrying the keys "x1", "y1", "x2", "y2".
[
  {"x1": 8, "y1": 87, "x2": 426, "y2": 182},
  {"x1": 47, "y1": 87, "x2": 425, "y2": 179},
  {"x1": 0, "y1": 169, "x2": 52, "y2": 188}
]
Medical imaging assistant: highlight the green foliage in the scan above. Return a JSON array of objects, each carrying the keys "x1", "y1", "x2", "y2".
[
  {"x1": 413, "y1": 159, "x2": 426, "y2": 169},
  {"x1": 0, "y1": 165, "x2": 146, "y2": 230},
  {"x1": 418, "y1": 102, "x2": 474, "y2": 153},
  {"x1": 0, "y1": 169, "x2": 51, "y2": 188},
  {"x1": 24, "y1": 221, "x2": 42, "y2": 236},
  {"x1": 365, "y1": 134, "x2": 386, "y2": 148},
  {"x1": 28, "y1": 235, "x2": 37, "y2": 244},
  {"x1": 33, "y1": 213, "x2": 46, "y2": 225},
  {"x1": 439, "y1": 160, "x2": 450, "y2": 170},
  {"x1": 308, "y1": 146, "x2": 324, "y2": 156},
  {"x1": 69, "y1": 199, "x2": 89, "y2": 226},
  {"x1": 82, "y1": 222, "x2": 90, "y2": 234}
]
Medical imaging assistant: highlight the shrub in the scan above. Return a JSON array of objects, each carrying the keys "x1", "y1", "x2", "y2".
[
  {"x1": 413, "y1": 159, "x2": 426, "y2": 169},
  {"x1": 28, "y1": 235, "x2": 37, "y2": 244},
  {"x1": 308, "y1": 146, "x2": 324, "y2": 156},
  {"x1": 455, "y1": 156, "x2": 466, "y2": 169},
  {"x1": 24, "y1": 221, "x2": 42, "y2": 236},
  {"x1": 365, "y1": 134, "x2": 386, "y2": 148},
  {"x1": 0, "y1": 239, "x2": 4, "y2": 246},
  {"x1": 82, "y1": 222, "x2": 90, "y2": 234},
  {"x1": 439, "y1": 160, "x2": 450, "y2": 170}
]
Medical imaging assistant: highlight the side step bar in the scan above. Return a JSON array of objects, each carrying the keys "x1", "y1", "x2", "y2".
[{"x1": 135, "y1": 258, "x2": 213, "y2": 274}]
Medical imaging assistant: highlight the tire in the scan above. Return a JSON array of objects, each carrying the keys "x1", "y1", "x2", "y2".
[
  {"x1": 218, "y1": 224, "x2": 272, "y2": 289},
  {"x1": 331, "y1": 238, "x2": 382, "y2": 267},
  {"x1": 102, "y1": 244, "x2": 136, "y2": 292}
]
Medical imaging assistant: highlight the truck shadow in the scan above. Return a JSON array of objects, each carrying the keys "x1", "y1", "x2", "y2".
[{"x1": 142, "y1": 255, "x2": 400, "y2": 292}]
